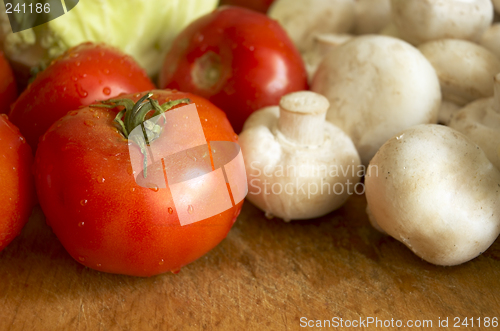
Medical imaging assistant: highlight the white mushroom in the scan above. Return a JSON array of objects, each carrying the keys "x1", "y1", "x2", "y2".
[
  {"x1": 449, "y1": 73, "x2": 500, "y2": 170},
  {"x1": 390, "y1": 0, "x2": 494, "y2": 45},
  {"x1": 311, "y1": 35, "x2": 441, "y2": 165},
  {"x1": 302, "y1": 33, "x2": 353, "y2": 83},
  {"x1": 365, "y1": 124, "x2": 500, "y2": 266},
  {"x1": 353, "y1": 0, "x2": 392, "y2": 35},
  {"x1": 239, "y1": 91, "x2": 361, "y2": 222},
  {"x1": 268, "y1": 0, "x2": 355, "y2": 53},
  {"x1": 418, "y1": 39, "x2": 500, "y2": 106},
  {"x1": 479, "y1": 23, "x2": 500, "y2": 59}
]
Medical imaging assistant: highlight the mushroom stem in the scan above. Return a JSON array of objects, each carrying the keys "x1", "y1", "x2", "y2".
[
  {"x1": 277, "y1": 91, "x2": 329, "y2": 145},
  {"x1": 494, "y1": 73, "x2": 500, "y2": 114}
]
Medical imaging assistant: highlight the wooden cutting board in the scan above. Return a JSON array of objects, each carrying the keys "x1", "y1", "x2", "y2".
[{"x1": 1, "y1": 194, "x2": 499, "y2": 330}]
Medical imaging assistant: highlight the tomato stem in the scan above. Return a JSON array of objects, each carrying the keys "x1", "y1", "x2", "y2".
[{"x1": 93, "y1": 93, "x2": 191, "y2": 178}]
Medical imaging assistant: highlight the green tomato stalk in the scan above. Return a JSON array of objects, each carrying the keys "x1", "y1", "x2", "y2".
[{"x1": 94, "y1": 93, "x2": 190, "y2": 177}]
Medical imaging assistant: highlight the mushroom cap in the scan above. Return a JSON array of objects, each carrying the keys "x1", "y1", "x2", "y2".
[
  {"x1": 449, "y1": 98, "x2": 500, "y2": 170},
  {"x1": 366, "y1": 124, "x2": 500, "y2": 266},
  {"x1": 418, "y1": 39, "x2": 500, "y2": 106},
  {"x1": 311, "y1": 35, "x2": 441, "y2": 165},
  {"x1": 390, "y1": 0, "x2": 493, "y2": 45}
]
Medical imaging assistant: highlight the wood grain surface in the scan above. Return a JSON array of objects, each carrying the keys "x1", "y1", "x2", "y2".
[{"x1": 0, "y1": 194, "x2": 499, "y2": 331}]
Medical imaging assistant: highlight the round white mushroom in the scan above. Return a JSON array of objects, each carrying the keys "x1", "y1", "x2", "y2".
[
  {"x1": 311, "y1": 35, "x2": 441, "y2": 165},
  {"x1": 418, "y1": 39, "x2": 500, "y2": 110},
  {"x1": 390, "y1": 0, "x2": 494, "y2": 45},
  {"x1": 449, "y1": 73, "x2": 500, "y2": 170},
  {"x1": 239, "y1": 91, "x2": 361, "y2": 222},
  {"x1": 366, "y1": 124, "x2": 500, "y2": 266},
  {"x1": 268, "y1": 0, "x2": 355, "y2": 53}
]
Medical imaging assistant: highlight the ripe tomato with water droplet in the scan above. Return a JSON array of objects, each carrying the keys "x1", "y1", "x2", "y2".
[
  {"x1": 34, "y1": 90, "x2": 243, "y2": 277},
  {"x1": 9, "y1": 42, "x2": 155, "y2": 151},
  {"x1": 159, "y1": 6, "x2": 307, "y2": 133}
]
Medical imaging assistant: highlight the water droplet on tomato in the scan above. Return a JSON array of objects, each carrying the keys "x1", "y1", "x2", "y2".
[
  {"x1": 171, "y1": 268, "x2": 181, "y2": 274},
  {"x1": 97, "y1": 263, "x2": 102, "y2": 267},
  {"x1": 78, "y1": 256, "x2": 85, "y2": 262},
  {"x1": 80, "y1": 199, "x2": 88, "y2": 206},
  {"x1": 97, "y1": 175, "x2": 105, "y2": 183},
  {"x1": 168, "y1": 207, "x2": 173, "y2": 214},
  {"x1": 187, "y1": 205, "x2": 194, "y2": 214},
  {"x1": 103, "y1": 87, "x2": 111, "y2": 95},
  {"x1": 68, "y1": 110, "x2": 78, "y2": 116},
  {"x1": 233, "y1": 134, "x2": 238, "y2": 140},
  {"x1": 70, "y1": 52, "x2": 79, "y2": 58},
  {"x1": 135, "y1": 93, "x2": 141, "y2": 98},
  {"x1": 159, "y1": 259, "x2": 164, "y2": 265},
  {"x1": 84, "y1": 120, "x2": 95, "y2": 127},
  {"x1": 78, "y1": 221, "x2": 85, "y2": 227},
  {"x1": 148, "y1": 184, "x2": 159, "y2": 192},
  {"x1": 75, "y1": 62, "x2": 81, "y2": 67},
  {"x1": 130, "y1": 187, "x2": 136, "y2": 192},
  {"x1": 19, "y1": 136, "x2": 25, "y2": 143},
  {"x1": 204, "y1": 118, "x2": 208, "y2": 122},
  {"x1": 76, "y1": 84, "x2": 88, "y2": 98}
]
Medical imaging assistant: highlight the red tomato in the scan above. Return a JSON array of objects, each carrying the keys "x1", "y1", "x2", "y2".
[
  {"x1": 219, "y1": 0, "x2": 276, "y2": 13},
  {"x1": 0, "y1": 52, "x2": 18, "y2": 115},
  {"x1": 0, "y1": 115, "x2": 36, "y2": 252},
  {"x1": 159, "y1": 6, "x2": 308, "y2": 133},
  {"x1": 34, "y1": 90, "x2": 243, "y2": 277},
  {"x1": 9, "y1": 42, "x2": 155, "y2": 151}
]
